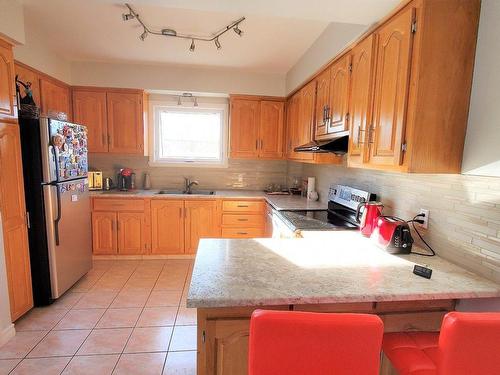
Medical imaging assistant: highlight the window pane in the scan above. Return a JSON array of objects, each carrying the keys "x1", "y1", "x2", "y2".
[{"x1": 157, "y1": 109, "x2": 222, "y2": 161}]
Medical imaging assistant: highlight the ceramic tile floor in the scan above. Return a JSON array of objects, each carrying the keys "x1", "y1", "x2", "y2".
[{"x1": 0, "y1": 259, "x2": 197, "y2": 375}]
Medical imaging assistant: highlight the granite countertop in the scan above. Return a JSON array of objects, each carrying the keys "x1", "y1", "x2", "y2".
[
  {"x1": 187, "y1": 231, "x2": 500, "y2": 308},
  {"x1": 90, "y1": 189, "x2": 327, "y2": 211}
]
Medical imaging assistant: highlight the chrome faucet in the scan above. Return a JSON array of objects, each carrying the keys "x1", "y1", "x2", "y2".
[{"x1": 184, "y1": 177, "x2": 199, "y2": 194}]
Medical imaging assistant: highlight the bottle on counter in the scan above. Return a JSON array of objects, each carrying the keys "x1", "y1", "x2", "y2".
[{"x1": 143, "y1": 172, "x2": 151, "y2": 190}]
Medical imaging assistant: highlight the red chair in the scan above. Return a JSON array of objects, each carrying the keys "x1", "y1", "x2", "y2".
[
  {"x1": 248, "y1": 310, "x2": 384, "y2": 375},
  {"x1": 382, "y1": 312, "x2": 500, "y2": 375}
]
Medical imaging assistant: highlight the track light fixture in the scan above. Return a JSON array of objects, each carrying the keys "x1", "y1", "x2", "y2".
[
  {"x1": 122, "y1": 3, "x2": 245, "y2": 52},
  {"x1": 177, "y1": 93, "x2": 199, "y2": 107}
]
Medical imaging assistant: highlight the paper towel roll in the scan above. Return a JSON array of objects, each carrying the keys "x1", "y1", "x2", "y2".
[{"x1": 307, "y1": 177, "x2": 315, "y2": 199}]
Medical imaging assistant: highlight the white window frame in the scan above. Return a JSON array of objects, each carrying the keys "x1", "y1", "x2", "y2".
[{"x1": 149, "y1": 99, "x2": 229, "y2": 168}]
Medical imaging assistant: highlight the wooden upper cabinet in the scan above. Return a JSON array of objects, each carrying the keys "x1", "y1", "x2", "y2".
[
  {"x1": 328, "y1": 54, "x2": 351, "y2": 134},
  {"x1": 0, "y1": 122, "x2": 33, "y2": 321},
  {"x1": 72, "y1": 90, "x2": 108, "y2": 153},
  {"x1": 107, "y1": 92, "x2": 144, "y2": 154},
  {"x1": 185, "y1": 200, "x2": 218, "y2": 254},
  {"x1": 369, "y1": 7, "x2": 414, "y2": 168},
  {"x1": 348, "y1": 35, "x2": 376, "y2": 167},
  {"x1": 40, "y1": 78, "x2": 71, "y2": 119},
  {"x1": 285, "y1": 94, "x2": 300, "y2": 159},
  {"x1": 92, "y1": 211, "x2": 117, "y2": 255},
  {"x1": 151, "y1": 200, "x2": 185, "y2": 255},
  {"x1": 258, "y1": 100, "x2": 284, "y2": 159},
  {"x1": 230, "y1": 99, "x2": 260, "y2": 159},
  {"x1": 314, "y1": 69, "x2": 330, "y2": 139},
  {"x1": 0, "y1": 39, "x2": 16, "y2": 119},
  {"x1": 14, "y1": 62, "x2": 41, "y2": 108},
  {"x1": 117, "y1": 212, "x2": 145, "y2": 255},
  {"x1": 296, "y1": 81, "x2": 316, "y2": 161}
]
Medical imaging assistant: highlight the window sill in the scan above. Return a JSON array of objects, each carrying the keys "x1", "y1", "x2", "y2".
[{"x1": 148, "y1": 159, "x2": 229, "y2": 168}]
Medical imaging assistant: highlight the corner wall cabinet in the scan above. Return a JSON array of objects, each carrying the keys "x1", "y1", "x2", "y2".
[{"x1": 229, "y1": 96, "x2": 285, "y2": 160}]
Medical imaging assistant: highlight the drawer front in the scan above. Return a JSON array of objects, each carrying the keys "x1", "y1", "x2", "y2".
[
  {"x1": 382, "y1": 311, "x2": 446, "y2": 333},
  {"x1": 221, "y1": 227, "x2": 264, "y2": 238},
  {"x1": 93, "y1": 198, "x2": 145, "y2": 212},
  {"x1": 222, "y1": 200, "x2": 265, "y2": 213},
  {"x1": 222, "y1": 214, "x2": 265, "y2": 227}
]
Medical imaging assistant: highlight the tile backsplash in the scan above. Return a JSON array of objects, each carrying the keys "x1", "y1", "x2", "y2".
[
  {"x1": 89, "y1": 154, "x2": 288, "y2": 191},
  {"x1": 301, "y1": 163, "x2": 500, "y2": 283}
]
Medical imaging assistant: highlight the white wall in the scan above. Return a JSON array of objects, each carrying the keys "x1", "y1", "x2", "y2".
[
  {"x1": 13, "y1": 20, "x2": 72, "y2": 83},
  {"x1": 285, "y1": 22, "x2": 366, "y2": 94},
  {"x1": 71, "y1": 61, "x2": 286, "y2": 96},
  {"x1": 0, "y1": 0, "x2": 25, "y2": 44},
  {"x1": 0, "y1": 214, "x2": 15, "y2": 347},
  {"x1": 462, "y1": 0, "x2": 500, "y2": 177}
]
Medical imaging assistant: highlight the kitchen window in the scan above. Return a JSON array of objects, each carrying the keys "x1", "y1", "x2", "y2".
[{"x1": 151, "y1": 102, "x2": 228, "y2": 167}]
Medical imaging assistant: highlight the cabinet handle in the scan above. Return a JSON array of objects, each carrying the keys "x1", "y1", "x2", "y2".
[
  {"x1": 179, "y1": 207, "x2": 182, "y2": 219},
  {"x1": 237, "y1": 232, "x2": 248, "y2": 235},
  {"x1": 260, "y1": 140, "x2": 263, "y2": 149},
  {"x1": 184, "y1": 208, "x2": 187, "y2": 219},
  {"x1": 237, "y1": 218, "x2": 249, "y2": 222},
  {"x1": 368, "y1": 126, "x2": 375, "y2": 144},
  {"x1": 255, "y1": 140, "x2": 258, "y2": 150},
  {"x1": 237, "y1": 205, "x2": 249, "y2": 208}
]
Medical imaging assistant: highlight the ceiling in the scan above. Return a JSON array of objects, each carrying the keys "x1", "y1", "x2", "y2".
[{"x1": 21, "y1": 0, "x2": 400, "y2": 74}]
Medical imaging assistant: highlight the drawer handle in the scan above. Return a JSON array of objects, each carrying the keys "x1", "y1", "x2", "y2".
[
  {"x1": 237, "y1": 232, "x2": 248, "y2": 235},
  {"x1": 237, "y1": 205, "x2": 249, "y2": 208},
  {"x1": 237, "y1": 219, "x2": 249, "y2": 222}
]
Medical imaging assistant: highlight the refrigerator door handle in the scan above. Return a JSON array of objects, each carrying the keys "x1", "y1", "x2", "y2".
[{"x1": 54, "y1": 185, "x2": 62, "y2": 246}]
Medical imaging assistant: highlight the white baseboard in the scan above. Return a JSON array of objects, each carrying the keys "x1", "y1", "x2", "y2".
[{"x1": 0, "y1": 323, "x2": 15, "y2": 347}]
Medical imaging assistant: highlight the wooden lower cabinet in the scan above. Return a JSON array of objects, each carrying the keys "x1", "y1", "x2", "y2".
[
  {"x1": 0, "y1": 121, "x2": 33, "y2": 321},
  {"x1": 92, "y1": 212, "x2": 117, "y2": 255},
  {"x1": 220, "y1": 199, "x2": 267, "y2": 239},
  {"x1": 151, "y1": 200, "x2": 185, "y2": 255},
  {"x1": 185, "y1": 201, "x2": 219, "y2": 254},
  {"x1": 117, "y1": 212, "x2": 146, "y2": 255}
]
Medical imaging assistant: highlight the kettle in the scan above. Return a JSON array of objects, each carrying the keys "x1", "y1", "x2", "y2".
[{"x1": 356, "y1": 201, "x2": 384, "y2": 237}]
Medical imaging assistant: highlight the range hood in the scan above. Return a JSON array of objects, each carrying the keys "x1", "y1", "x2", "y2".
[{"x1": 294, "y1": 131, "x2": 349, "y2": 155}]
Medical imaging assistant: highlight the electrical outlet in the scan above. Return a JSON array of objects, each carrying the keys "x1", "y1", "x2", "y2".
[{"x1": 419, "y1": 209, "x2": 429, "y2": 229}]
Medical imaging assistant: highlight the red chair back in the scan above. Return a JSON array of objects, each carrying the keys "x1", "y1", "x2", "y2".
[
  {"x1": 248, "y1": 310, "x2": 384, "y2": 375},
  {"x1": 438, "y1": 312, "x2": 500, "y2": 375}
]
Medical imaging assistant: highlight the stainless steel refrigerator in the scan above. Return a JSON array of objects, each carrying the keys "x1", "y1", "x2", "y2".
[{"x1": 19, "y1": 113, "x2": 91, "y2": 305}]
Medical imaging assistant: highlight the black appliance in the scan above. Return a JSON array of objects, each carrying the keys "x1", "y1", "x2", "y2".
[
  {"x1": 278, "y1": 185, "x2": 376, "y2": 231},
  {"x1": 18, "y1": 108, "x2": 92, "y2": 306}
]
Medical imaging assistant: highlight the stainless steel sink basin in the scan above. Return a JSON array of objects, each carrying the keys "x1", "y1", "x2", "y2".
[
  {"x1": 156, "y1": 190, "x2": 215, "y2": 195},
  {"x1": 101, "y1": 190, "x2": 140, "y2": 194}
]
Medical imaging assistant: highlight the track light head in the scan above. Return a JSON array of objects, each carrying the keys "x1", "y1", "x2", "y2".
[
  {"x1": 189, "y1": 39, "x2": 195, "y2": 52},
  {"x1": 233, "y1": 26, "x2": 243, "y2": 36},
  {"x1": 194, "y1": 97, "x2": 198, "y2": 107},
  {"x1": 177, "y1": 96, "x2": 182, "y2": 106},
  {"x1": 139, "y1": 30, "x2": 147, "y2": 41},
  {"x1": 122, "y1": 13, "x2": 135, "y2": 21},
  {"x1": 215, "y1": 38, "x2": 221, "y2": 50}
]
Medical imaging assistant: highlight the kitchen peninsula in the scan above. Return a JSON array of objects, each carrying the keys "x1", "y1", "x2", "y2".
[{"x1": 187, "y1": 232, "x2": 500, "y2": 375}]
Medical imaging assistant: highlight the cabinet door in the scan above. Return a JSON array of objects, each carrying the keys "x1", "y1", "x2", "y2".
[
  {"x1": 92, "y1": 212, "x2": 117, "y2": 255},
  {"x1": 348, "y1": 35, "x2": 376, "y2": 167},
  {"x1": 151, "y1": 200, "x2": 184, "y2": 255},
  {"x1": 117, "y1": 212, "x2": 145, "y2": 255},
  {"x1": 107, "y1": 92, "x2": 144, "y2": 154},
  {"x1": 258, "y1": 101, "x2": 284, "y2": 159},
  {"x1": 14, "y1": 62, "x2": 41, "y2": 108},
  {"x1": 328, "y1": 54, "x2": 351, "y2": 134},
  {"x1": 229, "y1": 99, "x2": 260, "y2": 159},
  {"x1": 296, "y1": 81, "x2": 316, "y2": 161},
  {"x1": 0, "y1": 122, "x2": 33, "y2": 321},
  {"x1": 72, "y1": 90, "x2": 108, "y2": 153},
  {"x1": 314, "y1": 69, "x2": 330, "y2": 139},
  {"x1": 40, "y1": 78, "x2": 71, "y2": 119},
  {"x1": 185, "y1": 200, "x2": 218, "y2": 254},
  {"x1": 285, "y1": 94, "x2": 300, "y2": 159},
  {"x1": 206, "y1": 319, "x2": 250, "y2": 375},
  {"x1": 369, "y1": 7, "x2": 414, "y2": 167},
  {"x1": 0, "y1": 40, "x2": 16, "y2": 118}
]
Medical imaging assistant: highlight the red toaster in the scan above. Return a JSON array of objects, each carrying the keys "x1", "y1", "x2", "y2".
[{"x1": 370, "y1": 216, "x2": 413, "y2": 254}]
